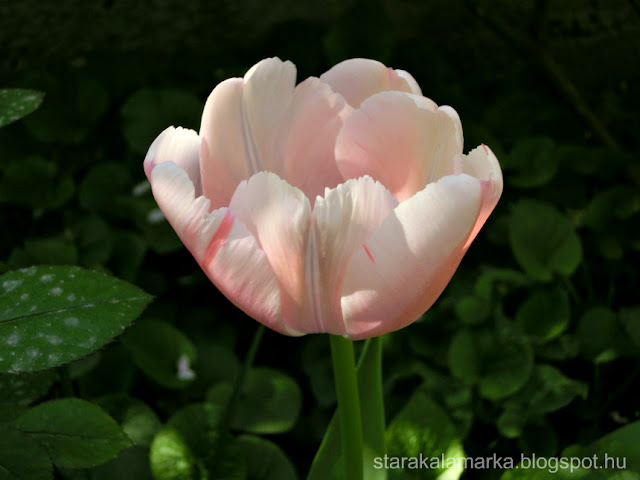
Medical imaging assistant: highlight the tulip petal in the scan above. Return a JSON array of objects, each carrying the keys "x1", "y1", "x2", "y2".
[
  {"x1": 320, "y1": 58, "x2": 422, "y2": 108},
  {"x1": 199, "y1": 58, "x2": 297, "y2": 208},
  {"x1": 454, "y1": 144, "x2": 503, "y2": 249},
  {"x1": 340, "y1": 174, "x2": 486, "y2": 340},
  {"x1": 335, "y1": 91, "x2": 463, "y2": 201},
  {"x1": 149, "y1": 162, "x2": 293, "y2": 335},
  {"x1": 311, "y1": 176, "x2": 398, "y2": 335},
  {"x1": 228, "y1": 171, "x2": 312, "y2": 334},
  {"x1": 278, "y1": 77, "x2": 353, "y2": 201},
  {"x1": 144, "y1": 126, "x2": 202, "y2": 196}
]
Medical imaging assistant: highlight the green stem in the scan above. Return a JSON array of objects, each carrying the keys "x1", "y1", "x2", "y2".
[
  {"x1": 330, "y1": 335, "x2": 364, "y2": 480},
  {"x1": 218, "y1": 323, "x2": 266, "y2": 435}
]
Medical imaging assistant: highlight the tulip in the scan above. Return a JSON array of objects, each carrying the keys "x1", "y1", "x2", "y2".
[{"x1": 143, "y1": 57, "x2": 503, "y2": 340}]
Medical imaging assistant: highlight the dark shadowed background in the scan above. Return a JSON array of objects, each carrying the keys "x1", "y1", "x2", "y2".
[{"x1": 1, "y1": 0, "x2": 640, "y2": 479}]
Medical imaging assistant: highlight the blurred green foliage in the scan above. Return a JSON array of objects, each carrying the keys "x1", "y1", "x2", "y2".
[{"x1": 1, "y1": 0, "x2": 640, "y2": 479}]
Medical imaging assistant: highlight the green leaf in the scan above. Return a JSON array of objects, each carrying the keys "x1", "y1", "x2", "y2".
[
  {"x1": 535, "y1": 335, "x2": 580, "y2": 361},
  {"x1": 454, "y1": 295, "x2": 491, "y2": 325},
  {"x1": 497, "y1": 404, "x2": 527, "y2": 438},
  {"x1": 22, "y1": 71, "x2": 108, "y2": 144},
  {"x1": 149, "y1": 404, "x2": 246, "y2": 480},
  {"x1": 499, "y1": 365, "x2": 587, "y2": 432},
  {"x1": 477, "y1": 325, "x2": 534, "y2": 401},
  {"x1": 577, "y1": 307, "x2": 618, "y2": 363},
  {"x1": 236, "y1": 435, "x2": 298, "y2": 480},
  {"x1": 0, "y1": 156, "x2": 74, "y2": 209},
  {"x1": 120, "y1": 320, "x2": 196, "y2": 389},
  {"x1": 88, "y1": 446, "x2": 153, "y2": 480},
  {"x1": 121, "y1": 88, "x2": 202, "y2": 154},
  {"x1": 94, "y1": 394, "x2": 161, "y2": 446},
  {"x1": 111, "y1": 232, "x2": 147, "y2": 282},
  {"x1": 0, "y1": 89, "x2": 44, "y2": 127},
  {"x1": 0, "y1": 371, "x2": 56, "y2": 406},
  {"x1": 149, "y1": 427, "x2": 200, "y2": 480},
  {"x1": 71, "y1": 215, "x2": 114, "y2": 266},
  {"x1": 474, "y1": 267, "x2": 530, "y2": 300},
  {"x1": 505, "y1": 136, "x2": 558, "y2": 188},
  {"x1": 14, "y1": 398, "x2": 130, "y2": 469},
  {"x1": 516, "y1": 288, "x2": 570, "y2": 342},
  {"x1": 232, "y1": 367, "x2": 302, "y2": 434},
  {"x1": 0, "y1": 425, "x2": 52, "y2": 480},
  {"x1": 448, "y1": 329, "x2": 479, "y2": 385},
  {"x1": 555, "y1": 145, "x2": 619, "y2": 177},
  {"x1": 302, "y1": 336, "x2": 336, "y2": 408},
  {"x1": 9, "y1": 236, "x2": 78, "y2": 267},
  {"x1": 386, "y1": 391, "x2": 465, "y2": 480},
  {"x1": 78, "y1": 163, "x2": 134, "y2": 218},
  {"x1": 583, "y1": 420, "x2": 640, "y2": 473},
  {"x1": 0, "y1": 265, "x2": 152, "y2": 373},
  {"x1": 525, "y1": 365, "x2": 588, "y2": 415},
  {"x1": 308, "y1": 337, "x2": 386, "y2": 480},
  {"x1": 583, "y1": 186, "x2": 640, "y2": 229},
  {"x1": 508, "y1": 199, "x2": 582, "y2": 281},
  {"x1": 620, "y1": 306, "x2": 640, "y2": 348}
]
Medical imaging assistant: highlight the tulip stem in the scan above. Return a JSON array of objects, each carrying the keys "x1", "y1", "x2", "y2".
[{"x1": 330, "y1": 335, "x2": 364, "y2": 480}]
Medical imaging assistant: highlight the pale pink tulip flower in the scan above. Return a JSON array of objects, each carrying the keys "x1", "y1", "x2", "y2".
[{"x1": 143, "y1": 58, "x2": 503, "y2": 340}]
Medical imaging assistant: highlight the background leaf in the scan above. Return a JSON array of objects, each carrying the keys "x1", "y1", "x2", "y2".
[
  {"x1": 13, "y1": 398, "x2": 130, "y2": 469},
  {"x1": 0, "y1": 425, "x2": 52, "y2": 480}
]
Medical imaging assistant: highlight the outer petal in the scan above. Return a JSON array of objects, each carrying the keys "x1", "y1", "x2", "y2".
[
  {"x1": 340, "y1": 174, "x2": 488, "y2": 340},
  {"x1": 144, "y1": 126, "x2": 202, "y2": 196},
  {"x1": 199, "y1": 58, "x2": 296, "y2": 208},
  {"x1": 335, "y1": 91, "x2": 463, "y2": 201},
  {"x1": 309, "y1": 176, "x2": 398, "y2": 335},
  {"x1": 454, "y1": 144, "x2": 503, "y2": 249},
  {"x1": 278, "y1": 77, "x2": 353, "y2": 201},
  {"x1": 228, "y1": 172, "x2": 312, "y2": 334},
  {"x1": 320, "y1": 58, "x2": 422, "y2": 108},
  {"x1": 149, "y1": 162, "x2": 295, "y2": 335}
]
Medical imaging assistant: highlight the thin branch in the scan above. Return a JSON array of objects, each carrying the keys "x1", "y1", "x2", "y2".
[{"x1": 464, "y1": 0, "x2": 621, "y2": 151}]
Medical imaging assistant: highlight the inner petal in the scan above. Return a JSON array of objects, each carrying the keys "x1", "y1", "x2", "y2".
[{"x1": 335, "y1": 91, "x2": 463, "y2": 202}]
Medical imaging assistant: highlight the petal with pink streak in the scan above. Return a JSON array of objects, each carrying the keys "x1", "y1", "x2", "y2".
[
  {"x1": 319, "y1": 58, "x2": 422, "y2": 108},
  {"x1": 199, "y1": 58, "x2": 296, "y2": 209},
  {"x1": 309, "y1": 175, "x2": 399, "y2": 335},
  {"x1": 340, "y1": 174, "x2": 488, "y2": 340},
  {"x1": 149, "y1": 162, "x2": 293, "y2": 335},
  {"x1": 228, "y1": 171, "x2": 312, "y2": 334},
  {"x1": 278, "y1": 77, "x2": 353, "y2": 202},
  {"x1": 144, "y1": 126, "x2": 202, "y2": 196},
  {"x1": 335, "y1": 91, "x2": 463, "y2": 202}
]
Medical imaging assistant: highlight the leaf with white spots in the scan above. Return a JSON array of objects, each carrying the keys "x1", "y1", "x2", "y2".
[
  {"x1": 0, "y1": 89, "x2": 44, "y2": 128},
  {"x1": 0, "y1": 265, "x2": 152, "y2": 373}
]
